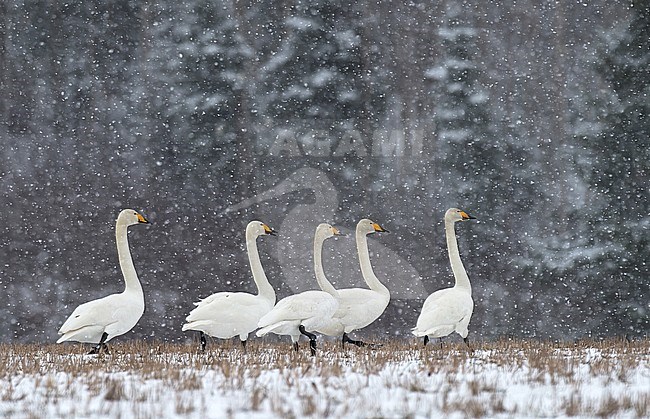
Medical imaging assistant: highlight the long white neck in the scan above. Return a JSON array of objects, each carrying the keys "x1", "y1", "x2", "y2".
[
  {"x1": 314, "y1": 234, "x2": 339, "y2": 298},
  {"x1": 356, "y1": 228, "x2": 390, "y2": 296},
  {"x1": 247, "y1": 229, "x2": 275, "y2": 303},
  {"x1": 445, "y1": 219, "x2": 471, "y2": 292},
  {"x1": 116, "y1": 221, "x2": 143, "y2": 297}
]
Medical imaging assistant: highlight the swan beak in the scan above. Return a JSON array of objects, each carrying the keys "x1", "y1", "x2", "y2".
[
  {"x1": 137, "y1": 213, "x2": 149, "y2": 224},
  {"x1": 332, "y1": 227, "x2": 345, "y2": 236},
  {"x1": 460, "y1": 211, "x2": 476, "y2": 221},
  {"x1": 263, "y1": 224, "x2": 278, "y2": 236},
  {"x1": 372, "y1": 222, "x2": 389, "y2": 233}
]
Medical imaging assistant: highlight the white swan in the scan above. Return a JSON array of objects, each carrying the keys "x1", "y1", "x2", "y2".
[
  {"x1": 256, "y1": 223, "x2": 341, "y2": 355},
  {"x1": 315, "y1": 219, "x2": 391, "y2": 347},
  {"x1": 181, "y1": 221, "x2": 277, "y2": 351},
  {"x1": 412, "y1": 208, "x2": 476, "y2": 347},
  {"x1": 57, "y1": 209, "x2": 149, "y2": 353}
]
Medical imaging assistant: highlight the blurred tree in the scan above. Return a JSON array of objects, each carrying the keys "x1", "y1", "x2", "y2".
[
  {"x1": 259, "y1": 0, "x2": 387, "y2": 150},
  {"x1": 583, "y1": 0, "x2": 650, "y2": 336}
]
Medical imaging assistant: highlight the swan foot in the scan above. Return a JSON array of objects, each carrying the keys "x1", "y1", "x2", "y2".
[
  {"x1": 200, "y1": 332, "x2": 207, "y2": 352},
  {"x1": 89, "y1": 332, "x2": 109, "y2": 355},
  {"x1": 88, "y1": 344, "x2": 108, "y2": 355},
  {"x1": 422, "y1": 336, "x2": 444, "y2": 350},
  {"x1": 464, "y1": 337, "x2": 474, "y2": 354},
  {"x1": 342, "y1": 332, "x2": 365, "y2": 348},
  {"x1": 342, "y1": 333, "x2": 381, "y2": 349},
  {"x1": 299, "y1": 325, "x2": 317, "y2": 356}
]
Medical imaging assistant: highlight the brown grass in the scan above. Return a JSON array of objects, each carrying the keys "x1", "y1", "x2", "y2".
[{"x1": 0, "y1": 337, "x2": 647, "y2": 418}]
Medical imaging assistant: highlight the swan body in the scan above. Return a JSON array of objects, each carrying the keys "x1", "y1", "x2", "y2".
[
  {"x1": 255, "y1": 290, "x2": 338, "y2": 340},
  {"x1": 256, "y1": 223, "x2": 341, "y2": 354},
  {"x1": 181, "y1": 221, "x2": 276, "y2": 348},
  {"x1": 57, "y1": 209, "x2": 149, "y2": 348},
  {"x1": 315, "y1": 219, "x2": 391, "y2": 346},
  {"x1": 412, "y1": 208, "x2": 476, "y2": 344}
]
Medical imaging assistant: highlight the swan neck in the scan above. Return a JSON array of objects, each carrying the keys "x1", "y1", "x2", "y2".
[
  {"x1": 445, "y1": 219, "x2": 471, "y2": 291},
  {"x1": 314, "y1": 236, "x2": 339, "y2": 298},
  {"x1": 247, "y1": 230, "x2": 275, "y2": 303},
  {"x1": 116, "y1": 222, "x2": 143, "y2": 296},
  {"x1": 356, "y1": 229, "x2": 389, "y2": 296}
]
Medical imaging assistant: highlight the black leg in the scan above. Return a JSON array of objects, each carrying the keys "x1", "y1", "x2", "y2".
[
  {"x1": 293, "y1": 341, "x2": 299, "y2": 352},
  {"x1": 241, "y1": 339, "x2": 247, "y2": 352},
  {"x1": 89, "y1": 332, "x2": 109, "y2": 355},
  {"x1": 439, "y1": 338, "x2": 443, "y2": 350},
  {"x1": 200, "y1": 332, "x2": 207, "y2": 352},
  {"x1": 464, "y1": 337, "x2": 470, "y2": 349},
  {"x1": 423, "y1": 335, "x2": 429, "y2": 347},
  {"x1": 299, "y1": 325, "x2": 317, "y2": 356},
  {"x1": 343, "y1": 332, "x2": 366, "y2": 348}
]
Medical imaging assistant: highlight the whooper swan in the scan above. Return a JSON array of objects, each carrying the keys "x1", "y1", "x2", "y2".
[
  {"x1": 412, "y1": 208, "x2": 476, "y2": 348},
  {"x1": 181, "y1": 221, "x2": 277, "y2": 351},
  {"x1": 256, "y1": 223, "x2": 341, "y2": 356},
  {"x1": 315, "y1": 219, "x2": 391, "y2": 348},
  {"x1": 57, "y1": 209, "x2": 149, "y2": 354}
]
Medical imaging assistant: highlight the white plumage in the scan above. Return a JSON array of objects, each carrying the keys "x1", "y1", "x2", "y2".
[
  {"x1": 57, "y1": 209, "x2": 149, "y2": 353},
  {"x1": 181, "y1": 221, "x2": 276, "y2": 350},
  {"x1": 315, "y1": 219, "x2": 391, "y2": 347},
  {"x1": 256, "y1": 223, "x2": 341, "y2": 355},
  {"x1": 412, "y1": 208, "x2": 476, "y2": 347}
]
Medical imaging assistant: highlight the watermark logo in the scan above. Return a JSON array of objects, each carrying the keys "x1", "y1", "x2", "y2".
[
  {"x1": 262, "y1": 126, "x2": 427, "y2": 158},
  {"x1": 226, "y1": 166, "x2": 427, "y2": 300}
]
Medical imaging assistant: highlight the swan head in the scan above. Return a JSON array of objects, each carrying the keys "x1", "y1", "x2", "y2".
[
  {"x1": 445, "y1": 208, "x2": 476, "y2": 223},
  {"x1": 357, "y1": 218, "x2": 389, "y2": 235},
  {"x1": 316, "y1": 223, "x2": 344, "y2": 239},
  {"x1": 118, "y1": 209, "x2": 149, "y2": 226},
  {"x1": 247, "y1": 220, "x2": 278, "y2": 237}
]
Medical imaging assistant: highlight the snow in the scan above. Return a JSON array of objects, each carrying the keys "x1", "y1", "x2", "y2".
[{"x1": 1, "y1": 342, "x2": 647, "y2": 418}]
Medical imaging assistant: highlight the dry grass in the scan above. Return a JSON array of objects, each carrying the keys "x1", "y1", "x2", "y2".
[{"x1": 0, "y1": 337, "x2": 648, "y2": 418}]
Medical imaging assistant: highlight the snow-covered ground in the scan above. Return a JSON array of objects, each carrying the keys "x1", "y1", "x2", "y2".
[{"x1": 0, "y1": 339, "x2": 648, "y2": 418}]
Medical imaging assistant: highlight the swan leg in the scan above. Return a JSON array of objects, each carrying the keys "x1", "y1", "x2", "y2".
[
  {"x1": 299, "y1": 325, "x2": 317, "y2": 356},
  {"x1": 88, "y1": 332, "x2": 109, "y2": 355},
  {"x1": 423, "y1": 335, "x2": 429, "y2": 347},
  {"x1": 439, "y1": 338, "x2": 443, "y2": 350},
  {"x1": 342, "y1": 332, "x2": 366, "y2": 348},
  {"x1": 293, "y1": 342, "x2": 299, "y2": 352},
  {"x1": 199, "y1": 332, "x2": 207, "y2": 352},
  {"x1": 464, "y1": 337, "x2": 470, "y2": 349},
  {"x1": 240, "y1": 339, "x2": 247, "y2": 353}
]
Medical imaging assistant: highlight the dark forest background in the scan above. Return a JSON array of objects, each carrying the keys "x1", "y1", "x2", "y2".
[{"x1": 0, "y1": 0, "x2": 648, "y2": 343}]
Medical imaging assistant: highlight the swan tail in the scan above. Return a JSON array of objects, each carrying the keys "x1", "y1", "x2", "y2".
[
  {"x1": 181, "y1": 320, "x2": 212, "y2": 333},
  {"x1": 411, "y1": 327, "x2": 426, "y2": 337},
  {"x1": 256, "y1": 323, "x2": 284, "y2": 337},
  {"x1": 56, "y1": 325, "x2": 106, "y2": 344}
]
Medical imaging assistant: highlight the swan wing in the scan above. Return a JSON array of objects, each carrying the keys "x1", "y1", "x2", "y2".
[
  {"x1": 420, "y1": 287, "x2": 456, "y2": 313},
  {"x1": 58, "y1": 294, "x2": 120, "y2": 334},
  {"x1": 413, "y1": 290, "x2": 473, "y2": 337},
  {"x1": 57, "y1": 292, "x2": 144, "y2": 343},
  {"x1": 182, "y1": 292, "x2": 272, "y2": 338},
  {"x1": 331, "y1": 288, "x2": 389, "y2": 332},
  {"x1": 258, "y1": 291, "x2": 337, "y2": 328},
  {"x1": 185, "y1": 292, "x2": 264, "y2": 320}
]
